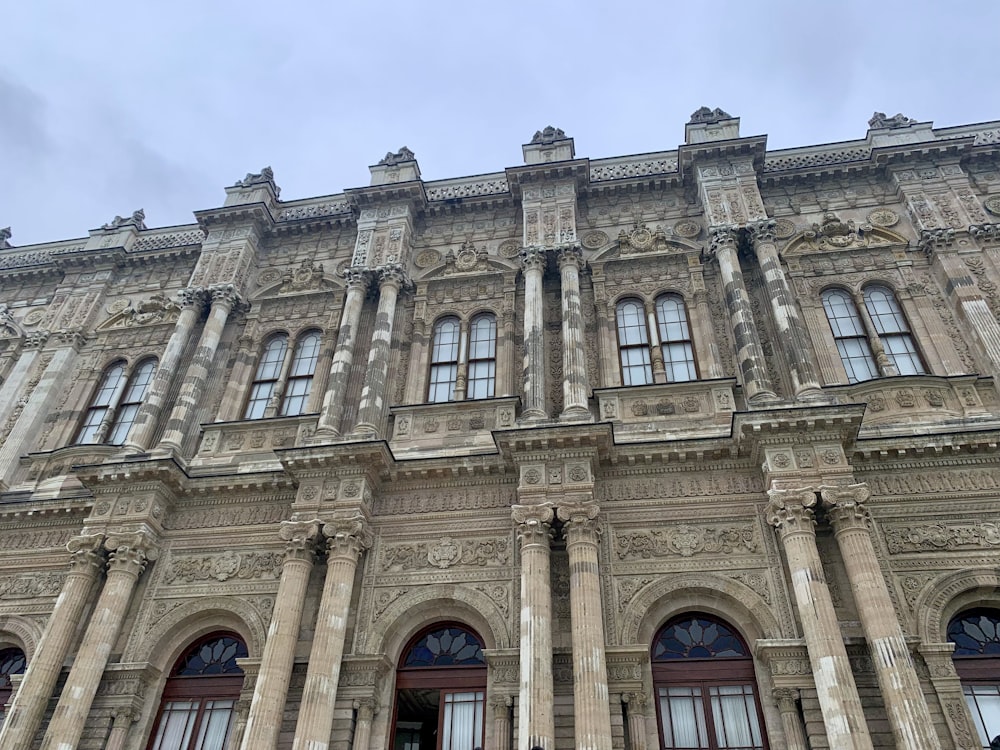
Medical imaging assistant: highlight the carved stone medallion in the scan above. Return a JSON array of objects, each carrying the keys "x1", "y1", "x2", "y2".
[
  {"x1": 773, "y1": 219, "x2": 796, "y2": 239},
  {"x1": 582, "y1": 230, "x2": 610, "y2": 250},
  {"x1": 867, "y1": 208, "x2": 900, "y2": 227},
  {"x1": 106, "y1": 298, "x2": 131, "y2": 315},
  {"x1": 672, "y1": 220, "x2": 700, "y2": 239},
  {"x1": 984, "y1": 196, "x2": 1000, "y2": 217},
  {"x1": 22, "y1": 309, "x2": 46, "y2": 327},
  {"x1": 257, "y1": 268, "x2": 282, "y2": 286},
  {"x1": 414, "y1": 249, "x2": 441, "y2": 268}
]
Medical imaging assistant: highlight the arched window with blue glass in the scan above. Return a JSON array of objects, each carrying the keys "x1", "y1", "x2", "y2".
[
  {"x1": 392, "y1": 623, "x2": 487, "y2": 750},
  {"x1": 948, "y1": 609, "x2": 1000, "y2": 748},
  {"x1": 652, "y1": 614, "x2": 767, "y2": 750}
]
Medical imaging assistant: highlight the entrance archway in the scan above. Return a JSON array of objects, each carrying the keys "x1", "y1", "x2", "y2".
[{"x1": 392, "y1": 623, "x2": 487, "y2": 750}]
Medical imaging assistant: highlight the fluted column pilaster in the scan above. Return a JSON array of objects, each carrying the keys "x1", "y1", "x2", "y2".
[
  {"x1": 353, "y1": 266, "x2": 404, "y2": 435},
  {"x1": 0, "y1": 534, "x2": 105, "y2": 748},
  {"x1": 519, "y1": 248, "x2": 548, "y2": 421},
  {"x1": 766, "y1": 487, "x2": 872, "y2": 750},
  {"x1": 772, "y1": 688, "x2": 809, "y2": 750},
  {"x1": 557, "y1": 246, "x2": 591, "y2": 419},
  {"x1": 821, "y1": 484, "x2": 941, "y2": 750},
  {"x1": 240, "y1": 520, "x2": 320, "y2": 750},
  {"x1": 350, "y1": 698, "x2": 377, "y2": 750},
  {"x1": 317, "y1": 270, "x2": 370, "y2": 436},
  {"x1": 293, "y1": 513, "x2": 371, "y2": 750},
  {"x1": 40, "y1": 533, "x2": 154, "y2": 750},
  {"x1": 747, "y1": 221, "x2": 822, "y2": 398},
  {"x1": 512, "y1": 502, "x2": 554, "y2": 750},
  {"x1": 558, "y1": 500, "x2": 612, "y2": 750},
  {"x1": 103, "y1": 706, "x2": 139, "y2": 750},
  {"x1": 622, "y1": 693, "x2": 648, "y2": 750},
  {"x1": 157, "y1": 284, "x2": 239, "y2": 452},
  {"x1": 491, "y1": 695, "x2": 512, "y2": 750},
  {"x1": 124, "y1": 287, "x2": 204, "y2": 451},
  {"x1": 708, "y1": 229, "x2": 776, "y2": 402}
]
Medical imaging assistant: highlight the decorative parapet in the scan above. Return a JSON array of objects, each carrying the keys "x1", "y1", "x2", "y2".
[
  {"x1": 131, "y1": 228, "x2": 205, "y2": 251},
  {"x1": 594, "y1": 379, "x2": 737, "y2": 442},
  {"x1": 589, "y1": 153, "x2": 678, "y2": 183},
  {"x1": 425, "y1": 175, "x2": 510, "y2": 201},
  {"x1": 276, "y1": 199, "x2": 351, "y2": 222},
  {"x1": 192, "y1": 414, "x2": 319, "y2": 469},
  {"x1": 826, "y1": 375, "x2": 997, "y2": 436},
  {"x1": 388, "y1": 396, "x2": 519, "y2": 457},
  {"x1": 763, "y1": 144, "x2": 871, "y2": 173},
  {"x1": 16, "y1": 444, "x2": 120, "y2": 493}
]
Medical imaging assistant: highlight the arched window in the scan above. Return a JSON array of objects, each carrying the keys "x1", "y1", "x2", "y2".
[
  {"x1": 863, "y1": 285, "x2": 925, "y2": 376},
  {"x1": 652, "y1": 614, "x2": 767, "y2": 750},
  {"x1": 429, "y1": 317, "x2": 460, "y2": 403},
  {"x1": 0, "y1": 647, "x2": 26, "y2": 725},
  {"x1": 821, "y1": 288, "x2": 878, "y2": 383},
  {"x1": 244, "y1": 335, "x2": 289, "y2": 419},
  {"x1": 75, "y1": 359, "x2": 158, "y2": 445},
  {"x1": 280, "y1": 331, "x2": 321, "y2": 417},
  {"x1": 393, "y1": 624, "x2": 487, "y2": 750},
  {"x1": 948, "y1": 609, "x2": 1000, "y2": 748},
  {"x1": 617, "y1": 299, "x2": 653, "y2": 386},
  {"x1": 656, "y1": 294, "x2": 697, "y2": 383},
  {"x1": 466, "y1": 314, "x2": 497, "y2": 400},
  {"x1": 147, "y1": 633, "x2": 248, "y2": 750}
]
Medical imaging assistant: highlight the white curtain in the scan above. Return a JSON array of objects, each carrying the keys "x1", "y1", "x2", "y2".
[
  {"x1": 709, "y1": 685, "x2": 762, "y2": 749},
  {"x1": 659, "y1": 686, "x2": 708, "y2": 749},
  {"x1": 441, "y1": 691, "x2": 484, "y2": 750},
  {"x1": 195, "y1": 699, "x2": 235, "y2": 750},
  {"x1": 151, "y1": 700, "x2": 197, "y2": 749}
]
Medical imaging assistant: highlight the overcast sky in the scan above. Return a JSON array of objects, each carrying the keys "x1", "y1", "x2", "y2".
[{"x1": 3, "y1": 1, "x2": 998, "y2": 247}]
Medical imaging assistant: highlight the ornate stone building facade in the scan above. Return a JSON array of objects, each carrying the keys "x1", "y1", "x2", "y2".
[{"x1": 0, "y1": 109, "x2": 999, "y2": 749}]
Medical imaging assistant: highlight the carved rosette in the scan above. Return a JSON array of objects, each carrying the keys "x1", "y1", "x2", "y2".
[
  {"x1": 512, "y1": 503, "x2": 554, "y2": 547},
  {"x1": 557, "y1": 500, "x2": 601, "y2": 546},
  {"x1": 765, "y1": 488, "x2": 818, "y2": 536},
  {"x1": 279, "y1": 519, "x2": 322, "y2": 562},
  {"x1": 323, "y1": 513, "x2": 373, "y2": 561},
  {"x1": 819, "y1": 483, "x2": 873, "y2": 532}
]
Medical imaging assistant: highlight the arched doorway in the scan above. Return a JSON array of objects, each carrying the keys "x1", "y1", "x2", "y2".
[
  {"x1": 146, "y1": 632, "x2": 248, "y2": 750},
  {"x1": 0, "y1": 647, "x2": 26, "y2": 725},
  {"x1": 392, "y1": 623, "x2": 487, "y2": 750},
  {"x1": 948, "y1": 608, "x2": 1000, "y2": 748},
  {"x1": 652, "y1": 613, "x2": 767, "y2": 750}
]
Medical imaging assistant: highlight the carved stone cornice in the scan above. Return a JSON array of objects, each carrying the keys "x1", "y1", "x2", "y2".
[
  {"x1": 819, "y1": 483, "x2": 873, "y2": 532},
  {"x1": 322, "y1": 511, "x2": 373, "y2": 561},
  {"x1": 279, "y1": 519, "x2": 322, "y2": 562},
  {"x1": 765, "y1": 487, "x2": 817, "y2": 535},
  {"x1": 512, "y1": 503, "x2": 554, "y2": 547}
]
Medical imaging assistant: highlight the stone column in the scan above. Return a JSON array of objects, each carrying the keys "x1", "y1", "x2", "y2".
[
  {"x1": 317, "y1": 270, "x2": 370, "y2": 437},
  {"x1": 765, "y1": 487, "x2": 873, "y2": 750},
  {"x1": 708, "y1": 229, "x2": 776, "y2": 403},
  {"x1": 240, "y1": 520, "x2": 320, "y2": 750},
  {"x1": 557, "y1": 246, "x2": 591, "y2": 420},
  {"x1": 820, "y1": 484, "x2": 941, "y2": 750},
  {"x1": 103, "y1": 706, "x2": 139, "y2": 750},
  {"x1": 747, "y1": 222, "x2": 823, "y2": 399},
  {"x1": 350, "y1": 697, "x2": 377, "y2": 750},
  {"x1": 854, "y1": 292, "x2": 899, "y2": 377},
  {"x1": 157, "y1": 284, "x2": 239, "y2": 453},
  {"x1": 621, "y1": 693, "x2": 648, "y2": 750},
  {"x1": 292, "y1": 513, "x2": 371, "y2": 750},
  {"x1": 0, "y1": 534, "x2": 104, "y2": 748},
  {"x1": 772, "y1": 688, "x2": 809, "y2": 750},
  {"x1": 123, "y1": 288, "x2": 204, "y2": 451},
  {"x1": 40, "y1": 533, "x2": 154, "y2": 750},
  {"x1": 511, "y1": 503, "x2": 554, "y2": 750},
  {"x1": 557, "y1": 500, "x2": 612, "y2": 750},
  {"x1": 353, "y1": 266, "x2": 404, "y2": 435},
  {"x1": 519, "y1": 247, "x2": 548, "y2": 421},
  {"x1": 490, "y1": 695, "x2": 512, "y2": 750}
]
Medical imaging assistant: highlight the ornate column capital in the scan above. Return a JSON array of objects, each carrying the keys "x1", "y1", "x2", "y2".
[
  {"x1": 557, "y1": 500, "x2": 601, "y2": 544},
  {"x1": 279, "y1": 519, "x2": 322, "y2": 562},
  {"x1": 178, "y1": 286, "x2": 207, "y2": 311},
  {"x1": 51, "y1": 328, "x2": 88, "y2": 350},
  {"x1": 519, "y1": 246, "x2": 547, "y2": 272},
  {"x1": 207, "y1": 282, "x2": 245, "y2": 310},
  {"x1": 23, "y1": 330, "x2": 50, "y2": 350},
  {"x1": 377, "y1": 263, "x2": 408, "y2": 290},
  {"x1": 746, "y1": 219, "x2": 777, "y2": 248},
  {"x1": 772, "y1": 687, "x2": 800, "y2": 711},
  {"x1": 819, "y1": 483, "x2": 873, "y2": 531},
  {"x1": 918, "y1": 227, "x2": 956, "y2": 255},
  {"x1": 67, "y1": 533, "x2": 107, "y2": 574},
  {"x1": 621, "y1": 691, "x2": 649, "y2": 715},
  {"x1": 706, "y1": 226, "x2": 739, "y2": 258},
  {"x1": 322, "y1": 512, "x2": 373, "y2": 560},
  {"x1": 556, "y1": 244, "x2": 584, "y2": 270},
  {"x1": 352, "y1": 696, "x2": 378, "y2": 720},
  {"x1": 344, "y1": 267, "x2": 372, "y2": 292},
  {"x1": 104, "y1": 532, "x2": 157, "y2": 576},
  {"x1": 970, "y1": 223, "x2": 1000, "y2": 244},
  {"x1": 765, "y1": 487, "x2": 818, "y2": 534},
  {"x1": 512, "y1": 503, "x2": 554, "y2": 547},
  {"x1": 490, "y1": 693, "x2": 513, "y2": 716}
]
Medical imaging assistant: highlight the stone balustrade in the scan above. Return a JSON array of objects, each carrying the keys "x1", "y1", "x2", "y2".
[
  {"x1": 594, "y1": 379, "x2": 737, "y2": 441},
  {"x1": 389, "y1": 396, "x2": 520, "y2": 456},
  {"x1": 193, "y1": 414, "x2": 318, "y2": 468}
]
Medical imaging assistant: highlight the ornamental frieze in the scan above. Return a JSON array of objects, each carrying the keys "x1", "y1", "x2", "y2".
[
  {"x1": 866, "y1": 468, "x2": 1000, "y2": 496},
  {"x1": 615, "y1": 524, "x2": 757, "y2": 560},
  {"x1": 164, "y1": 503, "x2": 290, "y2": 530},
  {"x1": 885, "y1": 523, "x2": 1000, "y2": 554},
  {"x1": 161, "y1": 550, "x2": 284, "y2": 584},
  {"x1": 379, "y1": 536, "x2": 510, "y2": 571},
  {"x1": 375, "y1": 487, "x2": 515, "y2": 515},
  {"x1": 0, "y1": 571, "x2": 64, "y2": 599},
  {"x1": 596, "y1": 474, "x2": 763, "y2": 502}
]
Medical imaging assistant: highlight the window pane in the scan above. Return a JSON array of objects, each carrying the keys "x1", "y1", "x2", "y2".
[
  {"x1": 864, "y1": 286, "x2": 909, "y2": 334},
  {"x1": 468, "y1": 360, "x2": 496, "y2": 400},
  {"x1": 964, "y1": 685, "x2": 1000, "y2": 749},
  {"x1": 441, "y1": 691, "x2": 484, "y2": 750},
  {"x1": 659, "y1": 686, "x2": 709, "y2": 749},
  {"x1": 710, "y1": 685, "x2": 764, "y2": 749},
  {"x1": 108, "y1": 360, "x2": 157, "y2": 444},
  {"x1": 822, "y1": 290, "x2": 866, "y2": 338},
  {"x1": 617, "y1": 301, "x2": 650, "y2": 346},
  {"x1": 469, "y1": 315, "x2": 496, "y2": 358},
  {"x1": 195, "y1": 699, "x2": 236, "y2": 750},
  {"x1": 429, "y1": 364, "x2": 458, "y2": 403},
  {"x1": 882, "y1": 334, "x2": 926, "y2": 376},
  {"x1": 657, "y1": 295, "x2": 692, "y2": 342},
  {"x1": 151, "y1": 701, "x2": 198, "y2": 750},
  {"x1": 75, "y1": 364, "x2": 127, "y2": 443}
]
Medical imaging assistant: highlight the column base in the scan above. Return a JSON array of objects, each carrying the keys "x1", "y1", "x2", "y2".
[
  {"x1": 518, "y1": 408, "x2": 549, "y2": 424},
  {"x1": 745, "y1": 390, "x2": 782, "y2": 407},
  {"x1": 794, "y1": 387, "x2": 837, "y2": 404},
  {"x1": 559, "y1": 406, "x2": 593, "y2": 423}
]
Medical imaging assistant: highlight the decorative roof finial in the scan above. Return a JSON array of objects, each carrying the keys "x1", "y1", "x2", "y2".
[
  {"x1": 688, "y1": 107, "x2": 733, "y2": 125},
  {"x1": 377, "y1": 147, "x2": 416, "y2": 166},
  {"x1": 868, "y1": 112, "x2": 917, "y2": 129},
  {"x1": 0, "y1": 227, "x2": 11, "y2": 249},
  {"x1": 232, "y1": 167, "x2": 279, "y2": 197},
  {"x1": 101, "y1": 210, "x2": 146, "y2": 231},
  {"x1": 530, "y1": 126, "x2": 568, "y2": 145}
]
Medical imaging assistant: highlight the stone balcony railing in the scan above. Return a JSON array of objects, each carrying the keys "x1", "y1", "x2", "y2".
[
  {"x1": 12, "y1": 444, "x2": 120, "y2": 499},
  {"x1": 593, "y1": 379, "x2": 738, "y2": 442},
  {"x1": 827, "y1": 374, "x2": 999, "y2": 437},
  {"x1": 388, "y1": 396, "x2": 520, "y2": 457},
  {"x1": 192, "y1": 414, "x2": 320, "y2": 471}
]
